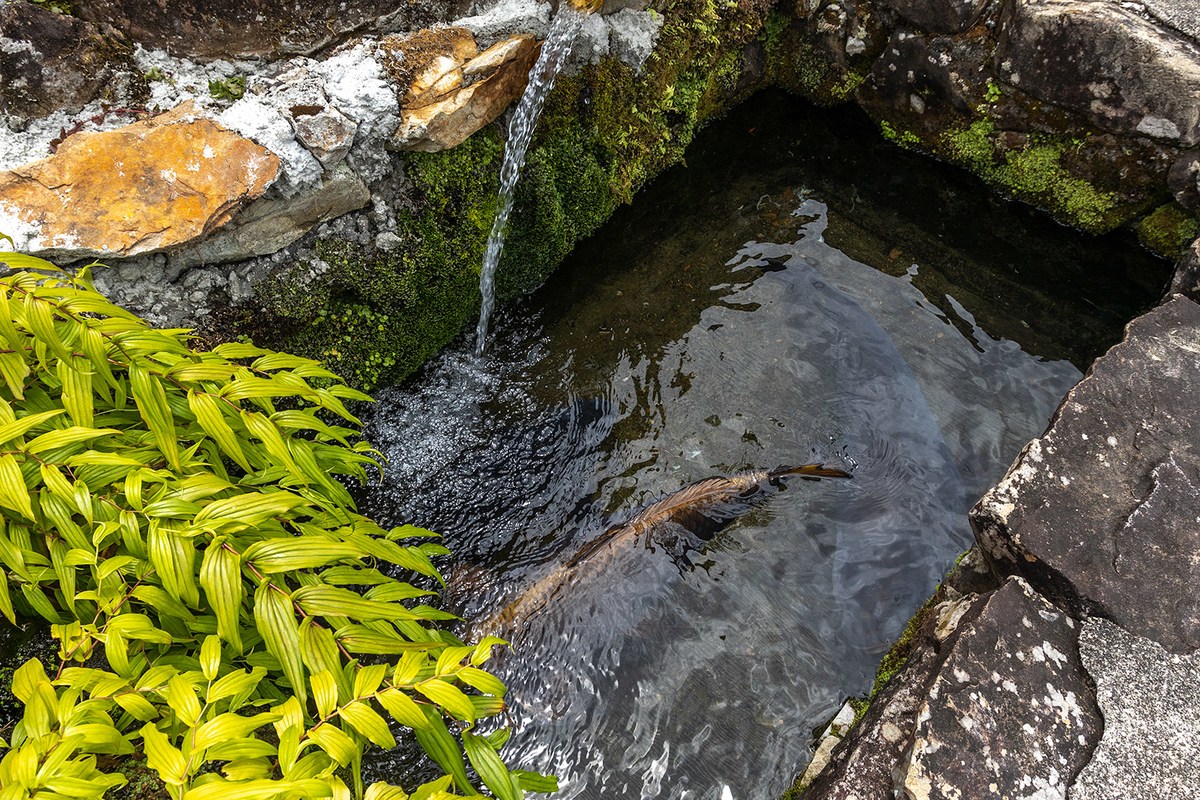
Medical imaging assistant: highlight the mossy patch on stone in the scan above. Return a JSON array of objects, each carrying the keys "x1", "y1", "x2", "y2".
[
  {"x1": 1138, "y1": 202, "x2": 1200, "y2": 260},
  {"x1": 938, "y1": 120, "x2": 1122, "y2": 233}
]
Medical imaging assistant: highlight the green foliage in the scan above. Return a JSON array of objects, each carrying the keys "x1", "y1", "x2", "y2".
[
  {"x1": 0, "y1": 261, "x2": 554, "y2": 799},
  {"x1": 984, "y1": 80, "x2": 1002, "y2": 104},
  {"x1": 207, "y1": 76, "x2": 246, "y2": 102}
]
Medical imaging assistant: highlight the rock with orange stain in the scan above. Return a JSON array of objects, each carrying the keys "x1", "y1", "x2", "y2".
[
  {"x1": 389, "y1": 34, "x2": 540, "y2": 153},
  {"x1": 0, "y1": 101, "x2": 280, "y2": 260}
]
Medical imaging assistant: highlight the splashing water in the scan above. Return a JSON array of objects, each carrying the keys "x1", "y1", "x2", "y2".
[{"x1": 475, "y1": 5, "x2": 589, "y2": 356}]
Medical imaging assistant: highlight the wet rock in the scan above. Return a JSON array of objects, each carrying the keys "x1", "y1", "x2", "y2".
[
  {"x1": 897, "y1": 577, "x2": 1100, "y2": 799},
  {"x1": 878, "y1": 0, "x2": 991, "y2": 34},
  {"x1": 0, "y1": 101, "x2": 280, "y2": 260},
  {"x1": 803, "y1": 585, "x2": 992, "y2": 799},
  {"x1": 389, "y1": 35, "x2": 540, "y2": 152},
  {"x1": 971, "y1": 296, "x2": 1200, "y2": 654},
  {"x1": 1168, "y1": 148, "x2": 1200, "y2": 210},
  {"x1": 70, "y1": 0, "x2": 462, "y2": 61},
  {"x1": 795, "y1": 702, "x2": 859, "y2": 793},
  {"x1": 1072, "y1": 617, "x2": 1200, "y2": 800},
  {"x1": 1168, "y1": 237, "x2": 1200, "y2": 301},
  {"x1": 995, "y1": 0, "x2": 1200, "y2": 146},
  {"x1": 858, "y1": 30, "x2": 981, "y2": 121},
  {"x1": 0, "y1": 0, "x2": 139, "y2": 123}
]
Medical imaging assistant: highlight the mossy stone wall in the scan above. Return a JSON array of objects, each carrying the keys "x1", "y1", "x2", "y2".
[{"x1": 243, "y1": 0, "x2": 1195, "y2": 392}]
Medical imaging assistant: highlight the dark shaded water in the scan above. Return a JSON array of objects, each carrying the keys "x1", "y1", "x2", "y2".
[{"x1": 357, "y1": 91, "x2": 1169, "y2": 798}]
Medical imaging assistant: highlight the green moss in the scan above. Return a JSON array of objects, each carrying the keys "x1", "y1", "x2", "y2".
[
  {"x1": 763, "y1": 14, "x2": 869, "y2": 106},
  {"x1": 879, "y1": 119, "x2": 923, "y2": 149},
  {"x1": 1138, "y1": 203, "x2": 1200, "y2": 260},
  {"x1": 942, "y1": 120, "x2": 1120, "y2": 233},
  {"x1": 246, "y1": 131, "x2": 504, "y2": 390},
  {"x1": 245, "y1": 0, "x2": 776, "y2": 390},
  {"x1": 870, "y1": 593, "x2": 940, "y2": 698}
]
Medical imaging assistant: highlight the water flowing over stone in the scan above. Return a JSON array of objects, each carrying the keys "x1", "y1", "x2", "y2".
[{"x1": 474, "y1": 5, "x2": 587, "y2": 356}]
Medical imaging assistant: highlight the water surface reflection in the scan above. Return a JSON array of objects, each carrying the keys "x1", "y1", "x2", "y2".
[{"x1": 356, "y1": 91, "x2": 1167, "y2": 798}]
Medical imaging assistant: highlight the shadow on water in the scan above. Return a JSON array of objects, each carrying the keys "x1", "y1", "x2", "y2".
[{"x1": 356, "y1": 91, "x2": 1168, "y2": 797}]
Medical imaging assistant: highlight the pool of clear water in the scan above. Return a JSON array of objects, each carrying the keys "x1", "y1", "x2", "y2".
[{"x1": 355, "y1": 90, "x2": 1169, "y2": 799}]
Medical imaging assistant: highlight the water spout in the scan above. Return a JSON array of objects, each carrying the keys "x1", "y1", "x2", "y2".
[{"x1": 474, "y1": 2, "x2": 594, "y2": 357}]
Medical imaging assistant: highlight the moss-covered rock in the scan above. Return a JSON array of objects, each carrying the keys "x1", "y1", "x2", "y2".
[
  {"x1": 246, "y1": 0, "x2": 776, "y2": 391},
  {"x1": 1138, "y1": 202, "x2": 1200, "y2": 260}
]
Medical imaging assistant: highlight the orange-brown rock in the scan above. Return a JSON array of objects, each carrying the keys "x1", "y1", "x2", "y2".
[
  {"x1": 0, "y1": 101, "x2": 279, "y2": 259},
  {"x1": 388, "y1": 35, "x2": 540, "y2": 153},
  {"x1": 380, "y1": 27, "x2": 479, "y2": 107},
  {"x1": 462, "y1": 34, "x2": 536, "y2": 80}
]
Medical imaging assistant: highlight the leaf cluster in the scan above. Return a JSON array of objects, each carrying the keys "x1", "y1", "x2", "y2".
[{"x1": 0, "y1": 260, "x2": 554, "y2": 800}]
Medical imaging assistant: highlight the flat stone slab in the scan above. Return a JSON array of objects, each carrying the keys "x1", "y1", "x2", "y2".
[
  {"x1": 1072, "y1": 617, "x2": 1200, "y2": 800},
  {"x1": 898, "y1": 577, "x2": 1100, "y2": 800},
  {"x1": 0, "y1": 102, "x2": 280, "y2": 260},
  {"x1": 996, "y1": 0, "x2": 1200, "y2": 146},
  {"x1": 972, "y1": 296, "x2": 1200, "y2": 654}
]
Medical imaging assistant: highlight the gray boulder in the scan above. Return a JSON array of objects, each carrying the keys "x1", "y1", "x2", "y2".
[
  {"x1": 804, "y1": 576, "x2": 1101, "y2": 799},
  {"x1": 972, "y1": 296, "x2": 1200, "y2": 654},
  {"x1": 1072, "y1": 617, "x2": 1200, "y2": 800},
  {"x1": 1168, "y1": 149, "x2": 1200, "y2": 210},
  {"x1": 1142, "y1": 0, "x2": 1200, "y2": 44},
  {"x1": 1169, "y1": 237, "x2": 1200, "y2": 301},
  {"x1": 995, "y1": 0, "x2": 1200, "y2": 146}
]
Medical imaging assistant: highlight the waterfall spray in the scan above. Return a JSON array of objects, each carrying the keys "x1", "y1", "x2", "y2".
[{"x1": 474, "y1": 1, "x2": 597, "y2": 356}]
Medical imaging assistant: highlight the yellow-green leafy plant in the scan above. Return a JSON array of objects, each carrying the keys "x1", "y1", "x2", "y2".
[{"x1": 0, "y1": 250, "x2": 554, "y2": 800}]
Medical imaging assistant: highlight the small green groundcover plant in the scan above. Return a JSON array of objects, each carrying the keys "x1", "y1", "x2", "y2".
[{"x1": 0, "y1": 245, "x2": 555, "y2": 800}]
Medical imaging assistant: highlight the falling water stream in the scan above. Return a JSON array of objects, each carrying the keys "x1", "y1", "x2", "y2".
[
  {"x1": 475, "y1": 3, "x2": 590, "y2": 356},
  {"x1": 361, "y1": 93, "x2": 1169, "y2": 797}
]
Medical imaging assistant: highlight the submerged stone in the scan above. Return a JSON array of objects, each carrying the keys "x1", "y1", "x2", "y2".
[
  {"x1": 0, "y1": 101, "x2": 280, "y2": 260},
  {"x1": 1072, "y1": 617, "x2": 1200, "y2": 800},
  {"x1": 972, "y1": 296, "x2": 1200, "y2": 654}
]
